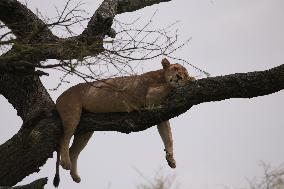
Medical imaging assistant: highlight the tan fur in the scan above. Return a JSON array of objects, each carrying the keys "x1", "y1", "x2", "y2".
[{"x1": 56, "y1": 58, "x2": 195, "y2": 183}]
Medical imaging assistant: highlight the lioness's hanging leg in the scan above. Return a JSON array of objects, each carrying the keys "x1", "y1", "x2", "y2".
[
  {"x1": 69, "y1": 131, "x2": 94, "y2": 183},
  {"x1": 57, "y1": 101, "x2": 82, "y2": 170},
  {"x1": 157, "y1": 120, "x2": 176, "y2": 168},
  {"x1": 145, "y1": 85, "x2": 176, "y2": 168}
]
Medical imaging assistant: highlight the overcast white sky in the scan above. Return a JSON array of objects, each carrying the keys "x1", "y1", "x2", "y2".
[{"x1": 1, "y1": 0, "x2": 284, "y2": 189}]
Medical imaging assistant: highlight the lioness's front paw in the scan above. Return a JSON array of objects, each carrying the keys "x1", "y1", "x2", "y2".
[
  {"x1": 60, "y1": 159, "x2": 72, "y2": 170},
  {"x1": 166, "y1": 156, "x2": 176, "y2": 168},
  {"x1": 71, "y1": 172, "x2": 81, "y2": 183},
  {"x1": 165, "y1": 151, "x2": 176, "y2": 169}
]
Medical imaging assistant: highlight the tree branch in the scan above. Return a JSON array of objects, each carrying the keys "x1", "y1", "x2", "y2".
[
  {"x1": 1, "y1": 178, "x2": 48, "y2": 189},
  {"x1": 0, "y1": 73, "x2": 60, "y2": 186},
  {"x1": 77, "y1": 64, "x2": 284, "y2": 133},
  {"x1": 0, "y1": 39, "x2": 105, "y2": 70},
  {"x1": 14, "y1": 178, "x2": 47, "y2": 189},
  {"x1": 0, "y1": 72, "x2": 54, "y2": 123},
  {"x1": 0, "y1": 0, "x2": 56, "y2": 42},
  {"x1": 0, "y1": 0, "x2": 174, "y2": 70},
  {"x1": 80, "y1": 0, "x2": 172, "y2": 40},
  {"x1": 117, "y1": 0, "x2": 172, "y2": 14},
  {"x1": 1, "y1": 64, "x2": 283, "y2": 186}
]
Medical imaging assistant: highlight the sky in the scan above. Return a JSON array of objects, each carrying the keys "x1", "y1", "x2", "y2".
[{"x1": 1, "y1": 0, "x2": 284, "y2": 189}]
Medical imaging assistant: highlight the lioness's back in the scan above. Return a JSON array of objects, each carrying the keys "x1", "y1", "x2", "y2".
[
  {"x1": 82, "y1": 75, "x2": 159, "y2": 112},
  {"x1": 57, "y1": 69, "x2": 165, "y2": 113}
]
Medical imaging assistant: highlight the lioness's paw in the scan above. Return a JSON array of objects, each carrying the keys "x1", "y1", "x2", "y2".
[
  {"x1": 166, "y1": 157, "x2": 176, "y2": 169},
  {"x1": 167, "y1": 160, "x2": 176, "y2": 169},
  {"x1": 165, "y1": 152, "x2": 176, "y2": 169},
  {"x1": 71, "y1": 173, "x2": 81, "y2": 183},
  {"x1": 60, "y1": 159, "x2": 71, "y2": 170}
]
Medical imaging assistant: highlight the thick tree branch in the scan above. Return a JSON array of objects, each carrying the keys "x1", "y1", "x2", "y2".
[
  {"x1": 1, "y1": 178, "x2": 48, "y2": 189},
  {"x1": 14, "y1": 178, "x2": 47, "y2": 189},
  {"x1": 0, "y1": 73, "x2": 53, "y2": 123},
  {"x1": 0, "y1": 64, "x2": 283, "y2": 186},
  {"x1": 77, "y1": 64, "x2": 284, "y2": 133},
  {"x1": 0, "y1": 0, "x2": 56, "y2": 42},
  {"x1": 0, "y1": 39, "x2": 104, "y2": 71},
  {"x1": 0, "y1": 73, "x2": 60, "y2": 186},
  {"x1": 0, "y1": 117, "x2": 60, "y2": 187},
  {"x1": 80, "y1": 0, "x2": 172, "y2": 40},
  {"x1": 117, "y1": 0, "x2": 172, "y2": 13}
]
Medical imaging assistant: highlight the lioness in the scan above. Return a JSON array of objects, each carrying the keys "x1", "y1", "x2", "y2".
[{"x1": 53, "y1": 58, "x2": 195, "y2": 186}]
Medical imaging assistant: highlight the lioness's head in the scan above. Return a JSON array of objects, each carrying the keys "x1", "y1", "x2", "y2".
[{"x1": 162, "y1": 58, "x2": 195, "y2": 87}]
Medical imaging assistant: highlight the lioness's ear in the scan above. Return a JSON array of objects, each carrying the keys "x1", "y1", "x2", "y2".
[{"x1": 161, "y1": 58, "x2": 170, "y2": 69}]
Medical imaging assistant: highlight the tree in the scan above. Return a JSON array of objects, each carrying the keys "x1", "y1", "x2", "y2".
[{"x1": 0, "y1": 0, "x2": 283, "y2": 188}]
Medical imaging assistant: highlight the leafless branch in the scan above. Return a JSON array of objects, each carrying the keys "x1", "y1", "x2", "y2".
[{"x1": 41, "y1": 14, "x2": 208, "y2": 90}]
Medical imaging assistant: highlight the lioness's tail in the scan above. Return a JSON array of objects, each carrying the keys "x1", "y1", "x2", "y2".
[{"x1": 53, "y1": 149, "x2": 60, "y2": 187}]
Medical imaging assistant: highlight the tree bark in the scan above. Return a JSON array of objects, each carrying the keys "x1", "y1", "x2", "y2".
[
  {"x1": 81, "y1": 0, "x2": 172, "y2": 40},
  {"x1": 0, "y1": 178, "x2": 48, "y2": 189},
  {"x1": 0, "y1": 0, "x2": 55, "y2": 42}
]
